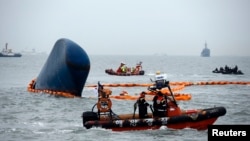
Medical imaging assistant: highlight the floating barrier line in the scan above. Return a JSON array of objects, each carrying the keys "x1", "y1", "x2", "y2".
[
  {"x1": 86, "y1": 81, "x2": 250, "y2": 87},
  {"x1": 110, "y1": 90, "x2": 192, "y2": 101},
  {"x1": 108, "y1": 93, "x2": 191, "y2": 101},
  {"x1": 27, "y1": 79, "x2": 250, "y2": 98},
  {"x1": 27, "y1": 78, "x2": 80, "y2": 98}
]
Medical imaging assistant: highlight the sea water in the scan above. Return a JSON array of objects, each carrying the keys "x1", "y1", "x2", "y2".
[{"x1": 0, "y1": 54, "x2": 250, "y2": 141}]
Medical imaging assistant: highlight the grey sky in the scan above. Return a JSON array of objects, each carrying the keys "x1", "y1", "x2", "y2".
[{"x1": 1, "y1": 0, "x2": 250, "y2": 56}]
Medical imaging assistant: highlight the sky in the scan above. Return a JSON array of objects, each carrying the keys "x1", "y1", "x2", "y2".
[{"x1": 0, "y1": 0, "x2": 250, "y2": 56}]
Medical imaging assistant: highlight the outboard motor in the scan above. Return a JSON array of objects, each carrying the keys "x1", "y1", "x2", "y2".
[
  {"x1": 139, "y1": 70, "x2": 145, "y2": 75},
  {"x1": 148, "y1": 73, "x2": 169, "y2": 90},
  {"x1": 82, "y1": 111, "x2": 98, "y2": 129},
  {"x1": 155, "y1": 73, "x2": 168, "y2": 89}
]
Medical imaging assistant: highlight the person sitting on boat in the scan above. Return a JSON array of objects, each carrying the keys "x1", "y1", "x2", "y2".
[
  {"x1": 233, "y1": 65, "x2": 238, "y2": 73},
  {"x1": 152, "y1": 90, "x2": 168, "y2": 118},
  {"x1": 133, "y1": 61, "x2": 142, "y2": 74},
  {"x1": 219, "y1": 67, "x2": 224, "y2": 72},
  {"x1": 224, "y1": 65, "x2": 229, "y2": 72},
  {"x1": 116, "y1": 62, "x2": 127, "y2": 73},
  {"x1": 121, "y1": 64, "x2": 127, "y2": 73},
  {"x1": 131, "y1": 67, "x2": 135, "y2": 73},
  {"x1": 214, "y1": 68, "x2": 218, "y2": 72},
  {"x1": 116, "y1": 62, "x2": 124, "y2": 73},
  {"x1": 134, "y1": 91, "x2": 149, "y2": 118}
]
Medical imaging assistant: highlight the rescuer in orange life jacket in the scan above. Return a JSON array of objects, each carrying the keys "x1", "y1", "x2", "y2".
[
  {"x1": 134, "y1": 91, "x2": 150, "y2": 118},
  {"x1": 152, "y1": 90, "x2": 168, "y2": 118}
]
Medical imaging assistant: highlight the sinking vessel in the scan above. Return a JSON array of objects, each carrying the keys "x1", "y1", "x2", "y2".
[{"x1": 27, "y1": 38, "x2": 90, "y2": 97}]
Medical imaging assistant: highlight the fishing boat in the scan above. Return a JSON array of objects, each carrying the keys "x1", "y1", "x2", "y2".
[
  {"x1": 201, "y1": 41, "x2": 210, "y2": 57},
  {"x1": 0, "y1": 43, "x2": 22, "y2": 57},
  {"x1": 81, "y1": 79, "x2": 226, "y2": 131}
]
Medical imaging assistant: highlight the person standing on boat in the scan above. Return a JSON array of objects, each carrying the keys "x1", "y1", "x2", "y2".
[
  {"x1": 233, "y1": 65, "x2": 238, "y2": 73},
  {"x1": 116, "y1": 62, "x2": 127, "y2": 73},
  {"x1": 134, "y1": 91, "x2": 149, "y2": 118},
  {"x1": 152, "y1": 90, "x2": 167, "y2": 118}
]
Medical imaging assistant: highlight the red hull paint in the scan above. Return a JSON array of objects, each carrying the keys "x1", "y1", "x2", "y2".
[{"x1": 167, "y1": 117, "x2": 218, "y2": 130}]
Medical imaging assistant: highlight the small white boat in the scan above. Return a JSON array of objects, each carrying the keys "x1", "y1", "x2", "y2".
[{"x1": 0, "y1": 43, "x2": 22, "y2": 57}]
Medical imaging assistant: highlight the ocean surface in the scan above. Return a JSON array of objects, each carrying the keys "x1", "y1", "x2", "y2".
[{"x1": 0, "y1": 54, "x2": 250, "y2": 141}]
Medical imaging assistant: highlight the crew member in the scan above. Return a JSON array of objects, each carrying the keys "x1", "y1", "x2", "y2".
[
  {"x1": 152, "y1": 90, "x2": 167, "y2": 118},
  {"x1": 116, "y1": 62, "x2": 127, "y2": 73},
  {"x1": 134, "y1": 62, "x2": 142, "y2": 74},
  {"x1": 134, "y1": 91, "x2": 149, "y2": 118}
]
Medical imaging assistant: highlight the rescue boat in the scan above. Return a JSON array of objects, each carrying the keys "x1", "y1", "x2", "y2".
[
  {"x1": 81, "y1": 80, "x2": 226, "y2": 131},
  {"x1": 105, "y1": 69, "x2": 145, "y2": 76},
  {"x1": 105, "y1": 61, "x2": 145, "y2": 76}
]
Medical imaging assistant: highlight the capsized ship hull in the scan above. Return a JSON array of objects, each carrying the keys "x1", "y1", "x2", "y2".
[{"x1": 29, "y1": 38, "x2": 90, "y2": 97}]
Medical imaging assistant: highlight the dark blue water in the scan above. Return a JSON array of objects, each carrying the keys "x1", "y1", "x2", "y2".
[{"x1": 1, "y1": 54, "x2": 250, "y2": 141}]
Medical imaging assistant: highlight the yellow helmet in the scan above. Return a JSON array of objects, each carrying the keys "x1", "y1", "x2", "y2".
[{"x1": 156, "y1": 71, "x2": 160, "y2": 75}]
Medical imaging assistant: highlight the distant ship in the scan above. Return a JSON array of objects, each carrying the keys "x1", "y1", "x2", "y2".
[
  {"x1": 0, "y1": 43, "x2": 22, "y2": 57},
  {"x1": 201, "y1": 41, "x2": 210, "y2": 57}
]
